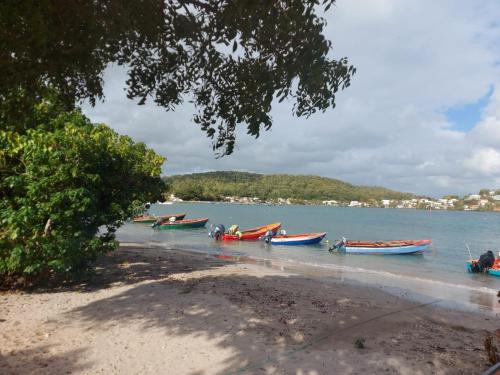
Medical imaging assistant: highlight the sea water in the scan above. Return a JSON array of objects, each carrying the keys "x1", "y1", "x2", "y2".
[{"x1": 117, "y1": 203, "x2": 500, "y2": 314}]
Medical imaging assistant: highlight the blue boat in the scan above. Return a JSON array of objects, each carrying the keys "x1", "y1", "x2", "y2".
[
  {"x1": 466, "y1": 260, "x2": 500, "y2": 277},
  {"x1": 330, "y1": 239, "x2": 432, "y2": 255},
  {"x1": 268, "y1": 232, "x2": 327, "y2": 246}
]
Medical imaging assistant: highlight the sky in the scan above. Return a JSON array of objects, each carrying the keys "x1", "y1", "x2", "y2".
[{"x1": 82, "y1": 0, "x2": 500, "y2": 198}]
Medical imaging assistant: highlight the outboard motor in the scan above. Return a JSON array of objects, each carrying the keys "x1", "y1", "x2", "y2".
[
  {"x1": 329, "y1": 237, "x2": 346, "y2": 252},
  {"x1": 151, "y1": 218, "x2": 163, "y2": 228},
  {"x1": 209, "y1": 224, "x2": 226, "y2": 240},
  {"x1": 261, "y1": 230, "x2": 274, "y2": 243},
  {"x1": 477, "y1": 250, "x2": 495, "y2": 271}
]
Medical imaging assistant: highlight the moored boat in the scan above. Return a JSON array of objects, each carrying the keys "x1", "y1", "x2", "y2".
[
  {"x1": 269, "y1": 232, "x2": 327, "y2": 245},
  {"x1": 330, "y1": 239, "x2": 432, "y2": 254},
  {"x1": 466, "y1": 255, "x2": 500, "y2": 277},
  {"x1": 213, "y1": 223, "x2": 281, "y2": 241},
  {"x1": 133, "y1": 213, "x2": 186, "y2": 223},
  {"x1": 155, "y1": 218, "x2": 209, "y2": 229}
]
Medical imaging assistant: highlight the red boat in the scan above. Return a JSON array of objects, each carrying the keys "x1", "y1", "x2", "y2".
[{"x1": 222, "y1": 223, "x2": 281, "y2": 241}]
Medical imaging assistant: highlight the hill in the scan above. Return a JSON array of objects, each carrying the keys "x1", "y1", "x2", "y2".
[{"x1": 163, "y1": 171, "x2": 414, "y2": 203}]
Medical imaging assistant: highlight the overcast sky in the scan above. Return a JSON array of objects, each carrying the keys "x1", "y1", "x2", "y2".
[{"x1": 82, "y1": 0, "x2": 500, "y2": 198}]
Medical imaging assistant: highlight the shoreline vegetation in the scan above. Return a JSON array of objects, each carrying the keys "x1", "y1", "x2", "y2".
[
  {"x1": 163, "y1": 171, "x2": 500, "y2": 212},
  {"x1": 1, "y1": 245, "x2": 497, "y2": 374}
]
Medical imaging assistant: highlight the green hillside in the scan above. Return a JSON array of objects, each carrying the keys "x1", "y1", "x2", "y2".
[{"x1": 163, "y1": 171, "x2": 414, "y2": 203}]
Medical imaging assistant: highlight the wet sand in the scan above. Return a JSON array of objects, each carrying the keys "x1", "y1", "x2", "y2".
[{"x1": 1, "y1": 245, "x2": 499, "y2": 374}]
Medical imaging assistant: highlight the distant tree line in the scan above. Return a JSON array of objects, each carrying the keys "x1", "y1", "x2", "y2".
[{"x1": 163, "y1": 171, "x2": 414, "y2": 203}]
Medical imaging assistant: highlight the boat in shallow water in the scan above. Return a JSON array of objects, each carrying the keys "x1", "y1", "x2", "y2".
[
  {"x1": 269, "y1": 232, "x2": 327, "y2": 246},
  {"x1": 220, "y1": 223, "x2": 281, "y2": 241},
  {"x1": 466, "y1": 258, "x2": 500, "y2": 277},
  {"x1": 133, "y1": 213, "x2": 186, "y2": 223},
  {"x1": 331, "y1": 239, "x2": 432, "y2": 254},
  {"x1": 155, "y1": 218, "x2": 209, "y2": 229}
]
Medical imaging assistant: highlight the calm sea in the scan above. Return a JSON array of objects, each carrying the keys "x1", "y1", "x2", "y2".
[{"x1": 117, "y1": 203, "x2": 500, "y2": 314}]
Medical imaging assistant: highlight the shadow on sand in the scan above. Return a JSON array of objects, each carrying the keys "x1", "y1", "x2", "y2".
[
  {"x1": 52, "y1": 247, "x2": 491, "y2": 374},
  {"x1": 0, "y1": 345, "x2": 89, "y2": 375}
]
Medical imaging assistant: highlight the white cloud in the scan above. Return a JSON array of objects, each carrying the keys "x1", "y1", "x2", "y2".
[
  {"x1": 464, "y1": 148, "x2": 500, "y2": 175},
  {"x1": 83, "y1": 0, "x2": 500, "y2": 197}
]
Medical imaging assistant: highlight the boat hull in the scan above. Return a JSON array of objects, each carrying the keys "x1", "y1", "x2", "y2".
[
  {"x1": 222, "y1": 223, "x2": 281, "y2": 241},
  {"x1": 333, "y1": 239, "x2": 432, "y2": 254},
  {"x1": 133, "y1": 213, "x2": 186, "y2": 223},
  {"x1": 156, "y1": 218, "x2": 208, "y2": 229},
  {"x1": 489, "y1": 268, "x2": 500, "y2": 277},
  {"x1": 270, "y1": 232, "x2": 327, "y2": 246},
  {"x1": 466, "y1": 261, "x2": 500, "y2": 277},
  {"x1": 340, "y1": 243, "x2": 430, "y2": 254}
]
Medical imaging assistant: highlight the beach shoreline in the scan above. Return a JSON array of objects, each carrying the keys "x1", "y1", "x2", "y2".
[
  {"x1": 120, "y1": 241, "x2": 500, "y2": 317},
  {"x1": 1, "y1": 245, "x2": 498, "y2": 374}
]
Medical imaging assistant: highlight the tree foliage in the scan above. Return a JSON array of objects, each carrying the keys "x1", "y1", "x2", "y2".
[
  {"x1": 0, "y1": 103, "x2": 165, "y2": 285},
  {"x1": 479, "y1": 189, "x2": 490, "y2": 196},
  {"x1": 164, "y1": 171, "x2": 414, "y2": 202},
  {"x1": 0, "y1": 0, "x2": 354, "y2": 155}
]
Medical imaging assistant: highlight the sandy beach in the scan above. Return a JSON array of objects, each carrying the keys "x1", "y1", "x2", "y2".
[{"x1": 1, "y1": 245, "x2": 499, "y2": 375}]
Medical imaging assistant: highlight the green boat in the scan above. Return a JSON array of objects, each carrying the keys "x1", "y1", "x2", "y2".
[{"x1": 156, "y1": 218, "x2": 209, "y2": 229}]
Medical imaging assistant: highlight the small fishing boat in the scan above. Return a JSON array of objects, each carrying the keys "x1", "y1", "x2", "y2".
[
  {"x1": 268, "y1": 232, "x2": 327, "y2": 246},
  {"x1": 133, "y1": 213, "x2": 186, "y2": 223},
  {"x1": 211, "y1": 223, "x2": 281, "y2": 241},
  {"x1": 330, "y1": 239, "x2": 432, "y2": 254},
  {"x1": 466, "y1": 255, "x2": 500, "y2": 277},
  {"x1": 155, "y1": 218, "x2": 209, "y2": 229}
]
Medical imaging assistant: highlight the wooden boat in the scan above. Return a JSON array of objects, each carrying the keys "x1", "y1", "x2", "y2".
[
  {"x1": 222, "y1": 223, "x2": 281, "y2": 241},
  {"x1": 332, "y1": 239, "x2": 432, "y2": 254},
  {"x1": 269, "y1": 232, "x2": 327, "y2": 245},
  {"x1": 133, "y1": 213, "x2": 186, "y2": 223},
  {"x1": 156, "y1": 218, "x2": 209, "y2": 229},
  {"x1": 466, "y1": 258, "x2": 500, "y2": 277}
]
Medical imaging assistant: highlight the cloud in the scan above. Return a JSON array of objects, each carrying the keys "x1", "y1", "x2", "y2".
[
  {"x1": 464, "y1": 148, "x2": 500, "y2": 175},
  {"x1": 82, "y1": 0, "x2": 500, "y2": 197}
]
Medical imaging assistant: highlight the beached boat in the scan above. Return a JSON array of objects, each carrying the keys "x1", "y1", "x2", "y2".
[
  {"x1": 466, "y1": 258, "x2": 500, "y2": 277},
  {"x1": 268, "y1": 232, "x2": 327, "y2": 245},
  {"x1": 221, "y1": 223, "x2": 281, "y2": 241},
  {"x1": 331, "y1": 239, "x2": 432, "y2": 254},
  {"x1": 155, "y1": 218, "x2": 208, "y2": 229},
  {"x1": 133, "y1": 213, "x2": 186, "y2": 223}
]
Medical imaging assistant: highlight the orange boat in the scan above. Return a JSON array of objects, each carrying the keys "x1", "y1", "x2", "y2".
[{"x1": 222, "y1": 223, "x2": 281, "y2": 241}]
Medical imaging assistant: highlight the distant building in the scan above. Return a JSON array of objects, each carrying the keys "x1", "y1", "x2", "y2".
[
  {"x1": 169, "y1": 194, "x2": 183, "y2": 202},
  {"x1": 349, "y1": 201, "x2": 361, "y2": 207},
  {"x1": 323, "y1": 200, "x2": 338, "y2": 206},
  {"x1": 479, "y1": 199, "x2": 489, "y2": 207}
]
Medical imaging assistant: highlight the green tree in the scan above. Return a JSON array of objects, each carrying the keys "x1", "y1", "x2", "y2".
[
  {"x1": 479, "y1": 189, "x2": 490, "y2": 196},
  {"x1": 0, "y1": 106, "x2": 165, "y2": 285},
  {"x1": 452, "y1": 200, "x2": 465, "y2": 211},
  {"x1": 0, "y1": 0, "x2": 354, "y2": 155},
  {"x1": 164, "y1": 171, "x2": 414, "y2": 203}
]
